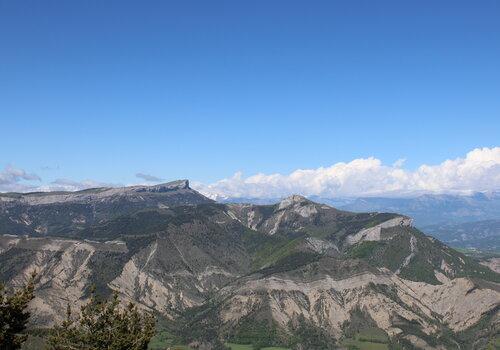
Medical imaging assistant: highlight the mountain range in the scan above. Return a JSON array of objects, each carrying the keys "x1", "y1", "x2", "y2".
[
  {"x1": 222, "y1": 193, "x2": 500, "y2": 253},
  {"x1": 0, "y1": 181, "x2": 499, "y2": 349}
]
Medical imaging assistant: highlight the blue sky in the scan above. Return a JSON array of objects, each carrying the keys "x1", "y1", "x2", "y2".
[{"x1": 1, "y1": 0, "x2": 499, "y2": 195}]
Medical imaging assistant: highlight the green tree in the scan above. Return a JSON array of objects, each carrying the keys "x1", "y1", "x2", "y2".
[
  {"x1": 46, "y1": 290, "x2": 155, "y2": 350},
  {"x1": 0, "y1": 273, "x2": 36, "y2": 350}
]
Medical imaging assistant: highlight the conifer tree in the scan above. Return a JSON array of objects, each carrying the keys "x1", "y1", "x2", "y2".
[
  {"x1": 46, "y1": 289, "x2": 155, "y2": 350},
  {"x1": 0, "y1": 273, "x2": 36, "y2": 350}
]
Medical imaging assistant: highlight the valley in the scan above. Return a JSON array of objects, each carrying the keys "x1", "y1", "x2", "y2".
[{"x1": 0, "y1": 181, "x2": 498, "y2": 349}]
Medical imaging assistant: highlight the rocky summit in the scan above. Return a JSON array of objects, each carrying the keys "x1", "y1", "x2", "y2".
[{"x1": 0, "y1": 181, "x2": 499, "y2": 349}]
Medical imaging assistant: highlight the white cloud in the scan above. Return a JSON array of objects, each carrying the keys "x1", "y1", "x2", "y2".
[
  {"x1": 37, "y1": 179, "x2": 119, "y2": 192},
  {"x1": 0, "y1": 166, "x2": 119, "y2": 192},
  {"x1": 193, "y1": 147, "x2": 500, "y2": 199},
  {"x1": 0, "y1": 165, "x2": 41, "y2": 192},
  {"x1": 392, "y1": 158, "x2": 406, "y2": 168},
  {"x1": 3, "y1": 147, "x2": 500, "y2": 198}
]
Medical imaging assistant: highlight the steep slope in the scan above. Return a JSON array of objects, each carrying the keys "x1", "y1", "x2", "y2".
[
  {"x1": 210, "y1": 265, "x2": 498, "y2": 348},
  {"x1": 222, "y1": 192, "x2": 500, "y2": 253},
  {"x1": 184, "y1": 229, "x2": 499, "y2": 349},
  {"x1": 228, "y1": 195, "x2": 410, "y2": 244},
  {"x1": 0, "y1": 235, "x2": 129, "y2": 325},
  {"x1": 0, "y1": 203, "x2": 251, "y2": 326},
  {"x1": 0, "y1": 188, "x2": 498, "y2": 349},
  {"x1": 181, "y1": 199, "x2": 499, "y2": 349}
]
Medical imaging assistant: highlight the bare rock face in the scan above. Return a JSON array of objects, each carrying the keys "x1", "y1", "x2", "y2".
[
  {"x1": 0, "y1": 190, "x2": 498, "y2": 348},
  {"x1": 481, "y1": 257, "x2": 500, "y2": 273},
  {"x1": 0, "y1": 235, "x2": 127, "y2": 325},
  {"x1": 345, "y1": 216, "x2": 413, "y2": 245},
  {"x1": 108, "y1": 235, "x2": 242, "y2": 319},
  {"x1": 212, "y1": 252, "x2": 499, "y2": 342}
]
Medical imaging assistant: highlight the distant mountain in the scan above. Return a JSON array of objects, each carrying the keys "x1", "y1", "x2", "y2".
[
  {"x1": 337, "y1": 192, "x2": 500, "y2": 226},
  {"x1": 220, "y1": 192, "x2": 500, "y2": 227},
  {"x1": 423, "y1": 219, "x2": 500, "y2": 252},
  {"x1": 218, "y1": 196, "x2": 280, "y2": 205},
  {"x1": 0, "y1": 179, "x2": 212, "y2": 237},
  {"x1": 223, "y1": 193, "x2": 500, "y2": 252},
  {"x1": 0, "y1": 183, "x2": 498, "y2": 349}
]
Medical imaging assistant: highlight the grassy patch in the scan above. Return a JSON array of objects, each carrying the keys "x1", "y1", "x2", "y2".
[
  {"x1": 226, "y1": 343, "x2": 290, "y2": 350},
  {"x1": 148, "y1": 329, "x2": 191, "y2": 350},
  {"x1": 347, "y1": 241, "x2": 381, "y2": 259},
  {"x1": 341, "y1": 327, "x2": 389, "y2": 350},
  {"x1": 250, "y1": 236, "x2": 303, "y2": 270},
  {"x1": 226, "y1": 344, "x2": 253, "y2": 350},
  {"x1": 357, "y1": 327, "x2": 389, "y2": 343},
  {"x1": 487, "y1": 335, "x2": 500, "y2": 349},
  {"x1": 399, "y1": 256, "x2": 440, "y2": 285},
  {"x1": 226, "y1": 344, "x2": 290, "y2": 350},
  {"x1": 259, "y1": 251, "x2": 320, "y2": 276},
  {"x1": 227, "y1": 318, "x2": 281, "y2": 349},
  {"x1": 342, "y1": 339, "x2": 389, "y2": 350},
  {"x1": 286, "y1": 316, "x2": 337, "y2": 349}
]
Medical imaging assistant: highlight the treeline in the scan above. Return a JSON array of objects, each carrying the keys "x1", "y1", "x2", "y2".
[{"x1": 0, "y1": 274, "x2": 155, "y2": 350}]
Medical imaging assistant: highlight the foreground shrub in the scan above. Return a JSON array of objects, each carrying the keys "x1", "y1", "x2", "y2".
[
  {"x1": 47, "y1": 290, "x2": 155, "y2": 350},
  {"x1": 0, "y1": 273, "x2": 35, "y2": 350}
]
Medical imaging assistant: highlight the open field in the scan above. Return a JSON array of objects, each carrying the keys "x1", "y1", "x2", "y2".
[
  {"x1": 342, "y1": 339, "x2": 389, "y2": 350},
  {"x1": 226, "y1": 344, "x2": 290, "y2": 350}
]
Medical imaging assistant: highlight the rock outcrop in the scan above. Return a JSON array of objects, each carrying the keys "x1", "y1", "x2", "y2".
[{"x1": 0, "y1": 184, "x2": 498, "y2": 349}]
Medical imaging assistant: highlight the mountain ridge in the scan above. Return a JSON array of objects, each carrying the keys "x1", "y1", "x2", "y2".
[{"x1": 0, "y1": 180, "x2": 498, "y2": 349}]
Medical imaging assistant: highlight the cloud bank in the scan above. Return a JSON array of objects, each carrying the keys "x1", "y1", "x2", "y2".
[
  {"x1": 37, "y1": 179, "x2": 119, "y2": 192},
  {"x1": 193, "y1": 147, "x2": 500, "y2": 199},
  {"x1": 0, "y1": 165, "x2": 118, "y2": 193},
  {"x1": 0, "y1": 165, "x2": 41, "y2": 192},
  {"x1": 2, "y1": 147, "x2": 500, "y2": 198}
]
